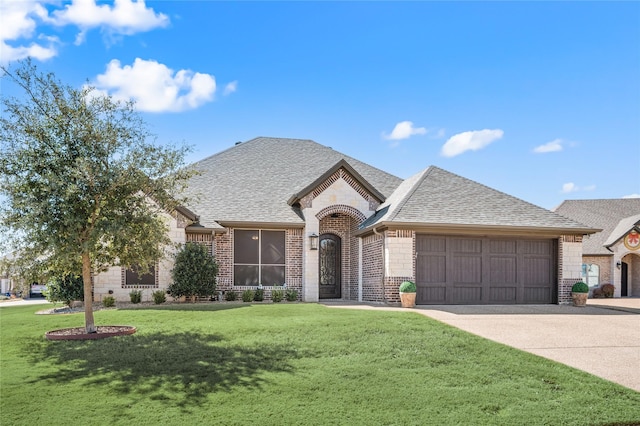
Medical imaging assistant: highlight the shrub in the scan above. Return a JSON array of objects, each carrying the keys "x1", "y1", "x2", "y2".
[
  {"x1": 169, "y1": 242, "x2": 218, "y2": 300},
  {"x1": 152, "y1": 290, "x2": 166, "y2": 304},
  {"x1": 242, "y1": 289, "x2": 254, "y2": 302},
  {"x1": 601, "y1": 284, "x2": 615, "y2": 298},
  {"x1": 399, "y1": 281, "x2": 416, "y2": 293},
  {"x1": 571, "y1": 282, "x2": 589, "y2": 294},
  {"x1": 271, "y1": 287, "x2": 284, "y2": 303},
  {"x1": 129, "y1": 289, "x2": 142, "y2": 303},
  {"x1": 285, "y1": 289, "x2": 298, "y2": 302},
  {"x1": 225, "y1": 290, "x2": 238, "y2": 301},
  {"x1": 45, "y1": 274, "x2": 84, "y2": 307},
  {"x1": 102, "y1": 296, "x2": 116, "y2": 308},
  {"x1": 253, "y1": 288, "x2": 264, "y2": 302}
]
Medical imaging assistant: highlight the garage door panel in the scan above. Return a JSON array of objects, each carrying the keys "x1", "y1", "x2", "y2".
[
  {"x1": 416, "y1": 255, "x2": 446, "y2": 283},
  {"x1": 416, "y1": 235, "x2": 556, "y2": 305},
  {"x1": 452, "y1": 286, "x2": 482, "y2": 303},
  {"x1": 417, "y1": 236, "x2": 446, "y2": 252},
  {"x1": 490, "y1": 287, "x2": 517, "y2": 302},
  {"x1": 452, "y1": 255, "x2": 482, "y2": 283},
  {"x1": 417, "y1": 285, "x2": 446, "y2": 303},
  {"x1": 489, "y1": 256, "x2": 517, "y2": 283},
  {"x1": 524, "y1": 287, "x2": 551, "y2": 303},
  {"x1": 522, "y1": 257, "x2": 552, "y2": 285}
]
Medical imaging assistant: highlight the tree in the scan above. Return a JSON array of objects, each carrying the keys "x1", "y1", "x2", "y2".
[
  {"x1": 169, "y1": 242, "x2": 218, "y2": 301},
  {"x1": 0, "y1": 60, "x2": 193, "y2": 333},
  {"x1": 45, "y1": 274, "x2": 84, "y2": 307}
]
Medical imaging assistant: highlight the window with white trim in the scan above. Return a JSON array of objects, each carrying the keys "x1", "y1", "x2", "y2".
[
  {"x1": 581, "y1": 263, "x2": 599, "y2": 288},
  {"x1": 234, "y1": 230, "x2": 285, "y2": 286}
]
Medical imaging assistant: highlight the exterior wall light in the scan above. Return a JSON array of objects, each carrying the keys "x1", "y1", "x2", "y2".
[
  {"x1": 616, "y1": 261, "x2": 622, "y2": 269},
  {"x1": 309, "y1": 233, "x2": 319, "y2": 250}
]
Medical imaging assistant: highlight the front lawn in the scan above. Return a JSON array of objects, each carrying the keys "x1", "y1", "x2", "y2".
[{"x1": 1, "y1": 303, "x2": 639, "y2": 425}]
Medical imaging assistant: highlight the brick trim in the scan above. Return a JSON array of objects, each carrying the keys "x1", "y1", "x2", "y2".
[{"x1": 316, "y1": 204, "x2": 367, "y2": 223}]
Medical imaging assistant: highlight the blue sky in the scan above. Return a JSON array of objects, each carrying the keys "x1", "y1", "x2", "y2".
[{"x1": 2, "y1": 0, "x2": 639, "y2": 210}]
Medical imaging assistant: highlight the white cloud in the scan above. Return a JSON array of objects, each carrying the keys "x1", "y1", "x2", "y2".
[
  {"x1": 0, "y1": 0, "x2": 168, "y2": 64},
  {"x1": 0, "y1": 1, "x2": 58, "y2": 64},
  {"x1": 622, "y1": 193, "x2": 640, "y2": 199},
  {"x1": 534, "y1": 138, "x2": 564, "y2": 153},
  {"x1": 51, "y1": 0, "x2": 169, "y2": 44},
  {"x1": 93, "y1": 58, "x2": 216, "y2": 112},
  {"x1": 561, "y1": 182, "x2": 596, "y2": 193},
  {"x1": 223, "y1": 80, "x2": 238, "y2": 96},
  {"x1": 384, "y1": 121, "x2": 427, "y2": 142},
  {"x1": 441, "y1": 129, "x2": 504, "y2": 157}
]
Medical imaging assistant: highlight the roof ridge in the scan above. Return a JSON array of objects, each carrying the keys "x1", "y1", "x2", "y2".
[{"x1": 386, "y1": 166, "x2": 434, "y2": 222}]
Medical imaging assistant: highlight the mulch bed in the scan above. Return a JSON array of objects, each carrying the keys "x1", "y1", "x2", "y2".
[{"x1": 45, "y1": 325, "x2": 136, "y2": 341}]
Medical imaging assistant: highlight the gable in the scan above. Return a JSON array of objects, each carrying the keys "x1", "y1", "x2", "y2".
[
  {"x1": 361, "y1": 166, "x2": 596, "y2": 235},
  {"x1": 289, "y1": 160, "x2": 385, "y2": 211}
]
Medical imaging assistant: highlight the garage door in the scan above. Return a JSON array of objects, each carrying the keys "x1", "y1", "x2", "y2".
[{"x1": 416, "y1": 235, "x2": 557, "y2": 304}]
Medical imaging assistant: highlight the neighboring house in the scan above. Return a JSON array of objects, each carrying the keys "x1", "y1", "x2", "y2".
[
  {"x1": 93, "y1": 137, "x2": 596, "y2": 305},
  {"x1": 554, "y1": 199, "x2": 640, "y2": 298}
]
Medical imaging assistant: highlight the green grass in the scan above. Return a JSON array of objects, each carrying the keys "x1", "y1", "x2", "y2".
[{"x1": 1, "y1": 303, "x2": 639, "y2": 426}]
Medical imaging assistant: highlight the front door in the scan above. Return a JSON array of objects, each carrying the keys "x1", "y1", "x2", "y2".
[
  {"x1": 621, "y1": 262, "x2": 628, "y2": 297},
  {"x1": 319, "y1": 234, "x2": 341, "y2": 299}
]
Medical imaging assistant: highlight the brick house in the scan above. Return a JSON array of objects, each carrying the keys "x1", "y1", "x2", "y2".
[
  {"x1": 554, "y1": 199, "x2": 640, "y2": 298},
  {"x1": 92, "y1": 137, "x2": 596, "y2": 305}
]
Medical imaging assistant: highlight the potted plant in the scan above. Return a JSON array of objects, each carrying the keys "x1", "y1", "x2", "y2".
[
  {"x1": 399, "y1": 281, "x2": 417, "y2": 308},
  {"x1": 571, "y1": 281, "x2": 589, "y2": 307}
]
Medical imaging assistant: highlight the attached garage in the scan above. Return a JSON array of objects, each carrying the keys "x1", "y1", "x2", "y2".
[{"x1": 416, "y1": 235, "x2": 557, "y2": 305}]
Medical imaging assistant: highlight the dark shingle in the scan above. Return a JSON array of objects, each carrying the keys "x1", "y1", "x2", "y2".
[
  {"x1": 181, "y1": 137, "x2": 402, "y2": 227},
  {"x1": 362, "y1": 166, "x2": 595, "y2": 232}
]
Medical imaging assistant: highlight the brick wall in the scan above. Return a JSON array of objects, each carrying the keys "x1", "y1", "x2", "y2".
[
  {"x1": 319, "y1": 213, "x2": 359, "y2": 300},
  {"x1": 215, "y1": 227, "x2": 303, "y2": 301},
  {"x1": 92, "y1": 210, "x2": 186, "y2": 302},
  {"x1": 558, "y1": 235, "x2": 584, "y2": 304},
  {"x1": 362, "y1": 234, "x2": 384, "y2": 302},
  {"x1": 583, "y1": 255, "x2": 612, "y2": 286}
]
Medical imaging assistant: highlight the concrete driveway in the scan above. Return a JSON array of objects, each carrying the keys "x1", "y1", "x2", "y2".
[{"x1": 325, "y1": 299, "x2": 640, "y2": 392}]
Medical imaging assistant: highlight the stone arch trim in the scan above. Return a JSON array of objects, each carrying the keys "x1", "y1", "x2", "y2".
[{"x1": 316, "y1": 204, "x2": 367, "y2": 224}]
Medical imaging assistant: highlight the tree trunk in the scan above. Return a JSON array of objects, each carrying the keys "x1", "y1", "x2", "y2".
[{"x1": 82, "y1": 252, "x2": 96, "y2": 333}]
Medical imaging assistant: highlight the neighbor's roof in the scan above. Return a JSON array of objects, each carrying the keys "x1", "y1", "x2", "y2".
[
  {"x1": 182, "y1": 137, "x2": 403, "y2": 227},
  {"x1": 361, "y1": 166, "x2": 597, "y2": 234},
  {"x1": 603, "y1": 214, "x2": 640, "y2": 248},
  {"x1": 554, "y1": 199, "x2": 640, "y2": 255}
]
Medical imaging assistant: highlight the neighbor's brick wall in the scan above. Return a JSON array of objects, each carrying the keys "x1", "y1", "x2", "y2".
[{"x1": 583, "y1": 255, "x2": 612, "y2": 285}]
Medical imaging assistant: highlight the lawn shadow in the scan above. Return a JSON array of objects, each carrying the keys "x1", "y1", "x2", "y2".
[{"x1": 24, "y1": 331, "x2": 302, "y2": 412}]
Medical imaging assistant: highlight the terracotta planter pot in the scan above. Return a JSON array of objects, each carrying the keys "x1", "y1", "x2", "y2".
[
  {"x1": 572, "y1": 292, "x2": 588, "y2": 307},
  {"x1": 400, "y1": 292, "x2": 416, "y2": 308}
]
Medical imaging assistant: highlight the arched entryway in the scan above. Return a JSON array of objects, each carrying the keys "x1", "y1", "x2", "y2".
[{"x1": 319, "y1": 234, "x2": 341, "y2": 299}]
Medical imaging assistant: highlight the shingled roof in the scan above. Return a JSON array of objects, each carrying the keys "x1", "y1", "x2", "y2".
[
  {"x1": 181, "y1": 137, "x2": 403, "y2": 227},
  {"x1": 361, "y1": 166, "x2": 596, "y2": 234},
  {"x1": 554, "y1": 199, "x2": 640, "y2": 255}
]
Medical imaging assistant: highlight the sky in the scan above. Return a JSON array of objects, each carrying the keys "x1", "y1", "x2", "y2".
[{"x1": 1, "y1": 0, "x2": 639, "y2": 211}]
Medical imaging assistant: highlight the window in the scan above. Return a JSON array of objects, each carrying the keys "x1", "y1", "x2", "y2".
[
  {"x1": 234, "y1": 230, "x2": 285, "y2": 286},
  {"x1": 581, "y1": 263, "x2": 599, "y2": 288},
  {"x1": 124, "y1": 264, "x2": 156, "y2": 286}
]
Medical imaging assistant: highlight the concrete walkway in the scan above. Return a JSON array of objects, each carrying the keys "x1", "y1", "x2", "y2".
[{"x1": 325, "y1": 299, "x2": 640, "y2": 392}]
